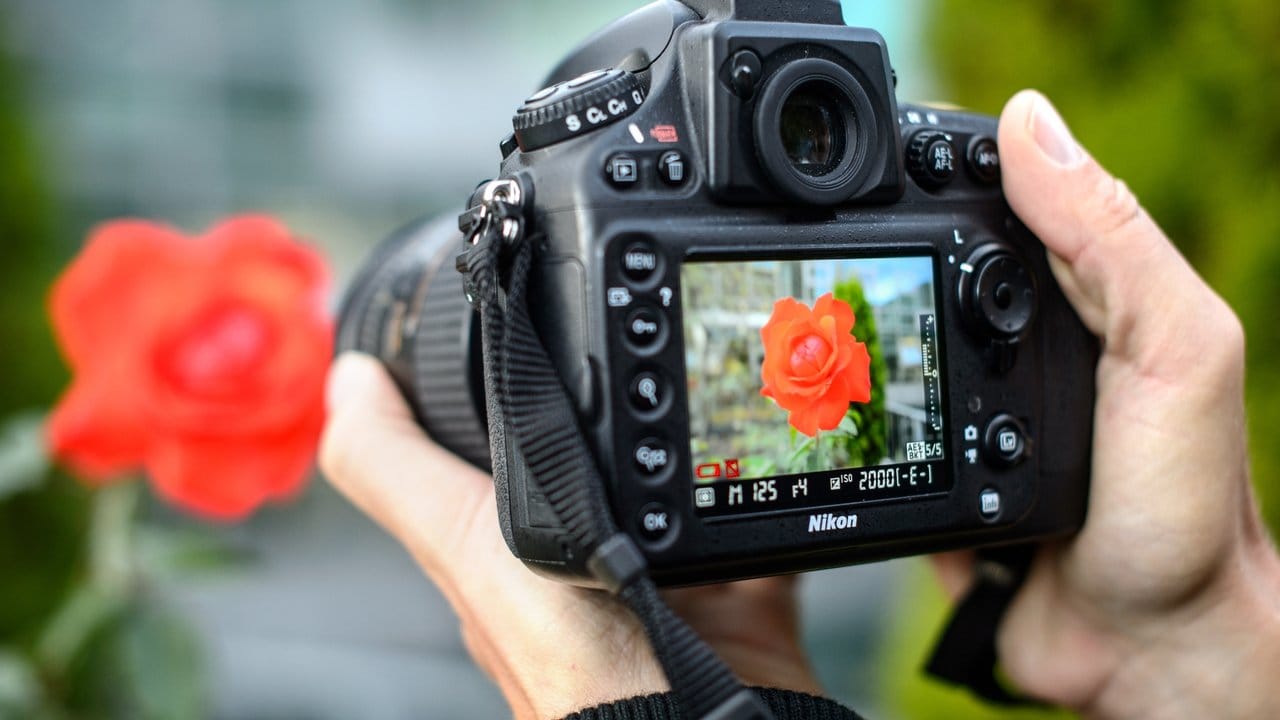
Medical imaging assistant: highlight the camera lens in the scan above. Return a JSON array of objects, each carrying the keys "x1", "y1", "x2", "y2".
[
  {"x1": 778, "y1": 81, "x2": 848, "y2": 176},
  {"x1": 753, "y1": 58, "x2": 879, "y2": 205},
  {"x1": 335, "y1": 216, "x2": 492, "y2": 470}
]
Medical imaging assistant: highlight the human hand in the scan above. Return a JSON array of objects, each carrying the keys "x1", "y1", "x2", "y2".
[
  {"x1": 320, "y1": 352, "x2": 821, "y2": 720},
  {"x1": 932, "y1": 90, "x2": 1280, "y2": 719}
]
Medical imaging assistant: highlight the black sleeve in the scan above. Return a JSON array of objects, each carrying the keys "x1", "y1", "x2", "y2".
[{"x1": 558, "y1": 687, "x2": 867, "y2": 720}]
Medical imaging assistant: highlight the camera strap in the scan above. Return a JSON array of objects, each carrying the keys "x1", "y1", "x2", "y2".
[
  {"x1": 924, "y1": 544, "x2": 1043, "y2": 706},
  {"x1": 458, "y1": 178, "x2": 774, "y2": 720}
]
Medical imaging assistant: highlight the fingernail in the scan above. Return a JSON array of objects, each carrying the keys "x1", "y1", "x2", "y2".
[{"x1": 1030, "y1": 94, "x2": 1083, "y2": 167}]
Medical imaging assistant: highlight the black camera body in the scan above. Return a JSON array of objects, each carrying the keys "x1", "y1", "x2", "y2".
[{"x1": 338, "y1": 0, "x2": 1097, "y2": 587}]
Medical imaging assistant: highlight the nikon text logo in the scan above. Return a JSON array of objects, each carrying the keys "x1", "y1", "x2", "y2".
[{"x1": 808, "y1": 512, "x2": 858, "y2": 532}]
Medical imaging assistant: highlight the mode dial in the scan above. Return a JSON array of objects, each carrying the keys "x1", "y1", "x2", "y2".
[
  {"x1": 512, "y1": 68, "x2": 645, "y2": 152},
  {"x1": 906, "y1": 130, "x2": 958, "y2": 189}
]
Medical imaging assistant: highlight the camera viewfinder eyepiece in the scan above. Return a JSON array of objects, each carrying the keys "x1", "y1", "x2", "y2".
[{"x1": 753, "y1": 58, "x2": 876, "y2": 205}]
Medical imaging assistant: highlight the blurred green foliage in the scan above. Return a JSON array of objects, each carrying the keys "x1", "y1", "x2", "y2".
[
  {"x1": 882, "y1": 2, "x2": 1280, "y2": 718},
  {"x1": 834, "y1": 278, "x2": 888, "y2": 467}
]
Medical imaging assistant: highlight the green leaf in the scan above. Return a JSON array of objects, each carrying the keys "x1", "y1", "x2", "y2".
[
  {"x1": 0, "y1": 412, "x2": 48, "y2": 502},
  {"x1": 116, "y1": 605, "x2": 206, "y2": 720},
  {"x1": 135, "y1": 525, "x2": 248, "y2": 577},
  {"x1": 0, "y1": 649, "x2": 41, "y2": 718},
  {"x1": 35, "y1": 584, "x2": 126, "y2": 677},
  {"x1": 836, "y1": 415, "x2": 858, "y2": 435}
]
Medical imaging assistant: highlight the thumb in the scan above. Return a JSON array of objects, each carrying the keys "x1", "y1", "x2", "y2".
[
  {"x1": 997, "y1": 90, "x2": 1239, "y2": 379},
  {"x1": 320, "y1": 352, "x2": 494, "y2": 574}
]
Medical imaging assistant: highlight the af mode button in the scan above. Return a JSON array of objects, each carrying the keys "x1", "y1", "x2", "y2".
[{"x1": 983, "y1": 413, "x2": 1029, "y2": 468}]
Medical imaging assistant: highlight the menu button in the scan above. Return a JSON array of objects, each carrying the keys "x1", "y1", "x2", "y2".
[{"x1": 622, "y1": 242, "x2": 660, "y2": 283}]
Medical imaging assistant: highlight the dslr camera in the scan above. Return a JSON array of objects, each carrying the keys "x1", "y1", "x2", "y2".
[{"x1": 338, "y1": 0, "x2": 1097, "y2": 587}]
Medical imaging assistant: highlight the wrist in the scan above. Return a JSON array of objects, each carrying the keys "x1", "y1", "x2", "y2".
[{"x1": 1086, "y1": 532, "x2": 1280, "y2": 720}]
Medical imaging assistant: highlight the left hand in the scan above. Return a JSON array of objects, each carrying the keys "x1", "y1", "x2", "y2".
[{"x1": 320, "y1": 352, "x2": 821, "y2": 720}]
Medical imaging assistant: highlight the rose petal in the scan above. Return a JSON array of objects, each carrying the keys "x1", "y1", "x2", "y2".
[
  {"x1": 49, "y1": 220, "x2": 188, "y2": 370},
  {"x1": 813, "y1": 292, "x2": 855, "y2": 336},
  {"x1": 841, "y1": 341, "x2": 873, "y2": 403},
  {"x1": 144, "y1": 406, "x2": 323, "y2": 520},
  {"x1": 46, "y1": 371, "x2": 147, "y2": 481}
]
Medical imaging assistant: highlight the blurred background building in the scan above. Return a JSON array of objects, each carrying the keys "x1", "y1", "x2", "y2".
[{"x1": 1, "y1": 0, "x2": 1276, "y2": 718}]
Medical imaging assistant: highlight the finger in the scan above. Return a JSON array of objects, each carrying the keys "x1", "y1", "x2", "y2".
[
  {"x1": 319, "y1": 352, "x2": 495, "y2": 573},
  {"x1": 997, "y1": 90, "x2": 1243, "y2": 384},
  {"x1": 928, "y1": 550, "x2": 976, "y2": 601}
]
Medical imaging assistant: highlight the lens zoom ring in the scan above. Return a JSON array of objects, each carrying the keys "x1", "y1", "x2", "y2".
[{"x1": 413, "y1": 262, "x2": 492, "y2": 469}]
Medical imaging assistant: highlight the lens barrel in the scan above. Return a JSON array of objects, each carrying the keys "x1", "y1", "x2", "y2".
[
  {"x1": 335, "y1": 216, "x2": 492, "y2": 470},
  {"x1": 753, "y1": 58, "x2": 878, "y2": 205}
]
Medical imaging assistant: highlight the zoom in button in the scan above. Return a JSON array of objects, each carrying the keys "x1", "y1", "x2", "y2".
[{"x1": 629, "y1": 371, "x2": 665, "y2": 414}]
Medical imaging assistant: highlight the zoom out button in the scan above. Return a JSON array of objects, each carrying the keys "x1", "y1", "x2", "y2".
[{"x1": 633, "y1": 437, "x2": 670, "y2": 476}]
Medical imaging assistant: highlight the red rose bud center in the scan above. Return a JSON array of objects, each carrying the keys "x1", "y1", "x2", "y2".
[
  {"x1": 160, "y1": 302, "x2": 275, "y2": 396},
  {"x1": 789, "y1": 333, "x2": 832, "y2": 378}
]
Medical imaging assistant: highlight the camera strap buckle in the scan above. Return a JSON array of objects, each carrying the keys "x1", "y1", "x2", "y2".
[{"x1": 456, "y1": 178, "x2": 527, "y2": 307}]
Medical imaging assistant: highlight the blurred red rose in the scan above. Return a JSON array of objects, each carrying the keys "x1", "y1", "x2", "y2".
[
  {"x1": 46, "y1": 216, "x2": 333, "y2": 519},
  {"x1": 760, "y1": 292, "x2": 872, "y2": 437}
]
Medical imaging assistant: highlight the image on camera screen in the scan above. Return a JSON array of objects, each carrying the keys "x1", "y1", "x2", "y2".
[{"x1": 682, "y1": 256, "x2": 949, "y2": 517}]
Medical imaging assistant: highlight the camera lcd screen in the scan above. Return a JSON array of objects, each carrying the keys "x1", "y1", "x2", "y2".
[{"x1": 681, "y1": 256, "x2": 950, "y2": 519}]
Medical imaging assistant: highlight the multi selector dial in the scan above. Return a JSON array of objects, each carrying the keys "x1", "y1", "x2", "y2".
[
  {"x1": 958, "y1": 243, "x2": 1037, "y2": 371},
  {"x1": 512, "y1": 68, "x2": 644, "y2": 152}
]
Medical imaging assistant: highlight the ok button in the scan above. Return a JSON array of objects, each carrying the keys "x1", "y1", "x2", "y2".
[
  {"x1": 638, "y1": 503, "x2": 675, "y2": 541},
  {"x1": 625, "y1": 305, "x2": 664, "y2": 349}
]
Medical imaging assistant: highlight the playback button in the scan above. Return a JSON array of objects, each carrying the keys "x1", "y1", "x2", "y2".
[{"x1": 982, "y1": 413, "x2": 1028, "y2": 468}]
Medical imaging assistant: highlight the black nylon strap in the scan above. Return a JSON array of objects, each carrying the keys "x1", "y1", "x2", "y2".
[
  {"x1": 463, "y1": 198, "x2": 773, "y2": 720},
  {"x1": 924, "y1": 544, "x2": 1044, "y2": 706}
]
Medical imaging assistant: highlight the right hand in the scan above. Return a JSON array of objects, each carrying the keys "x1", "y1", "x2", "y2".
[{"x1": 932, "y1": 90, "x2": 1280, "y2": 719}]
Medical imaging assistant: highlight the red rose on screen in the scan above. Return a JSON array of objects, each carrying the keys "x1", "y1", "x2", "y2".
[
  {"x1": 46, "y1": 216, "x2": 333, "y2": 519},
  {"x1": 760, "y1": 293, "x2": 871, "y2": 436}
]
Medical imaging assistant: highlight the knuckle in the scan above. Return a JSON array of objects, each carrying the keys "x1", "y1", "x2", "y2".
[
  {"x1": 1204, "y1": 297, "x2": 1246, "y2": 371},
  {"x1": 1085, "y1": 166, "x2": 1146, "y2": 241}
]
